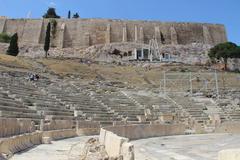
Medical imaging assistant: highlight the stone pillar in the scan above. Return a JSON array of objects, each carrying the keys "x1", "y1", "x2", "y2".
[
  {"x1": 170, "y1": 26, "x2": 178, "y2": 45},
  {"x1": 40, "y1": 119, "x2": 44, "y2": 131},
  {"x1": 106, "y1": 24, "x2": 111, "y2": 44},
  {"x1": 139, "y1": 27, "x2": 144, "y2": 43},
  {"x1": 59, "y1": 23, "x2": 66, "y2": 48},
  {"x1": 122, "y1": 25, "x2": 127, "y2": 42},
  {"x1": 154, "y1": 26, "x2": 161, "y2": 44},
  {"x1": 0, "y1": 19, "x2": 6, "y2": 33},
  {"x1": 203, "y1": 25, "x2": 213, "y2": 44},
  {"x1": 134, "y1": 25, "x2": 138, "y2": 42},
  {"x1": 38, "y1": 20, "x2": 44, "y2": 44},
  {"x1": 84, "y1": 32, "x2": 90, "y2": 47},
  {"x1": 76, "y1": 120, "x2": 79, "y2": 133}
]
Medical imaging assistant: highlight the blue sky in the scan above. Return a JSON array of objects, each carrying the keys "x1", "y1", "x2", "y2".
[{"x1": 0, "y1": 0, "x2": 239, "y2": 44}]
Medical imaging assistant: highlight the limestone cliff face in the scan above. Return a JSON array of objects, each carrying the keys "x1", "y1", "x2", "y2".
[{"x1": 0, "y1": 18, "x2": 227, "y2": 48}]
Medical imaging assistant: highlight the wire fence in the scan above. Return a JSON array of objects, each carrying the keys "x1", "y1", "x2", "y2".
[{"x1": 159, "y1": 71, "x2": 240, "y2": 96}]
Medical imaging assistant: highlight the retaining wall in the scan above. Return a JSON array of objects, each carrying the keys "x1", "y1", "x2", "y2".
[
  {"x1": 0, "y1": 118, "x2": 35, "y2": 138},
  {"x1": 0, "y1": 18, "x2": 227, "y2": 49},
  {"x1": 101, "y1": 124, "x2": 186, "y2": 140},
  {"x1": 0, "y1": 119, "x2": 101, "y2": 158},
  {"x1": 0, "y1": 132, "x2": 42, "y2": 158},
  {"x1": 42, "y1": 120, "x2": 74, "y2": 131},
  {"x1": 42, "y1": 129, "x2": 77, "y2": 141},
  {"x1": 215, "y1": 122, "x2": 240, "y2": 134},
  {"x1": 76, "y1": 121, "x2": 100, "y2": 136}
]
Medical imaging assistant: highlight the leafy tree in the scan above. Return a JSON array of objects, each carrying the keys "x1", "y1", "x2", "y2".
[
  {"x1": 44, "y1": 22, "x2": 51, "y2": 58},
  {"x1": 43, "y1": 8, "x2": 60, "y2": 18},
  {"x1": 230, "y1": 47, "x2": 240, "y2": 59},
  {"x1": 7, "y1": 33, "x2": 19, "y2": 56},
  {"x1": 208, "y1": 42, "x2": 238, "y2": 70},
  {"x1": 68, "y1": 10, "x2": 71, "y2": 19},
  {"x1": 0, "y1": 33, "x2": 11, "y2": 43},
  {"x1": 72, "y1": 13, "x2": 80, "y2": 19}
]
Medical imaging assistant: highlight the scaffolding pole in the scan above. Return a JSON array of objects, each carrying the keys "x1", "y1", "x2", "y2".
[
  {"x1": 215, "y1": 70, "x2": 219, "y2": 99},
  {"x1": 189, "y1": 72, "x2": 193, "y2": 95},
  {"x1": 163, "y1": 71, "x2": 166, "y2": 95}
]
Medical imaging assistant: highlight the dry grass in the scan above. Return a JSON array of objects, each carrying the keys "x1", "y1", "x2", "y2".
[
  {"x1": 38, "y1": 58, "x2": 240, "y2": 89},
  {"x1": 0, "y1": 57, "x2": 234, "y2": 89},
  {"x1": 38, "y1": 58, "x2": 97, "y2": 79},
  {"x1": 0, "y1": 54, "x2": 32, "y2": 69}
]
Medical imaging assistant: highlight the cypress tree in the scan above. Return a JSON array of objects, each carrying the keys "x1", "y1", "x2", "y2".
[
  {"x1": 7, "y1": 33, "x2": 19, "y2": 56},
  {"x1": 44, "y1": 22, "x2": 51, "y2": 58},
  {"x1": 68, "y1": 10, "x2": 71, "y2": 19}
]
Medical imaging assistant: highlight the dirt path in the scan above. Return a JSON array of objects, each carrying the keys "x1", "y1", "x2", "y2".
[{"x1": 11, "y1": 136, "x2": 96, "y2": 160}]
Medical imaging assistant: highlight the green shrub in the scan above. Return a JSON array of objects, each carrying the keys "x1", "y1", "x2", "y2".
[{"x1": 0, "y1": 33, "x2": 11, "y2": 43}]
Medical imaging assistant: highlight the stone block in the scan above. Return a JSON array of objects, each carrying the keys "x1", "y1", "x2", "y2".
[
  {"x1": 137, "y1": 115, "x2": 146, "y2": 122},
  {"x1": 99, "y1": 129, "x2": 107, "y2": 145},
  {"x1": 42, "y1": 137, "x2": 52, "y2": 144},
  {"x1": 159, "y1": 114, "x2": 174, "y2": 123},
  {"x1": 218, "y1": 149, "x2": 240, "y2": 160},
  {"x1": 104, "y1": 131, "x2": 128, "y2": 158},
  {"x1": 209, "y1": 114, "x2": 221, "y2": 127},
  {"x1": 121, "y1": 142, "x2": 134, "y2": 160}
]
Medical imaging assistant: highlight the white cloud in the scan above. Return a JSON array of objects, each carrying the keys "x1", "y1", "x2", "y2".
[{"x1": 49, "y1": 2, "x2": 56, "y2": 7}]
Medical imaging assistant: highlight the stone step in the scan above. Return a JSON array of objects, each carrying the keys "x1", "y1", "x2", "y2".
[
  {"x1": 82, "y1": 111, "x2": 113, "y2": 116},
  {"x1": 115, "y1": 111, "x2": 144, "y2": 116},
  {"x1": 40, "y1": 110, "x2": 74, "y2": 116},
  {"x1": 0, "y1": 110, "x2": 42, "y2": 119},
  {"x1": 30, "y1": 106, "x2": 71, "y2": 112},
  {"x1": 100, "y1": 121, "x2": 113, "y2": 127},
  {"x1": 0, "y1": 100, "x2": 26, "y2": 108},
  {"x1": 0, "y1": 105, "x2": 36, "y2": 113},
  {"x1": 44, "y1": 115, "x2": 74, "y2": 120},
  {"x1": 92, "y1": 117, "x2": 114, "y2": 121}
]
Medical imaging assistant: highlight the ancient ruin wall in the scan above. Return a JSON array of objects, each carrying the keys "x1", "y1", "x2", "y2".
[{"x1": 0, "y1": 18, "x2": 227, "y2": 48}]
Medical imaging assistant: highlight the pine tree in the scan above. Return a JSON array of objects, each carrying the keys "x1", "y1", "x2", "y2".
[
  {"x1": 44, "y1": 22, "x2": 51, "y2": 58},
  {"x1": 208, "y1": 42, "x2": 238, "y2": 70},
  {"x1": 68, "y1": 10, "x2": 71, "y2": 19},
  {"x1": 43, "y1": 8, "x2": 60, "y2": 18},
  {"x1": 73, "y1": 13, "x2": 80, "y2": 19},
  {"x1": 7, "y1": 33, "x2": 19, "y2": 56}
]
